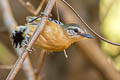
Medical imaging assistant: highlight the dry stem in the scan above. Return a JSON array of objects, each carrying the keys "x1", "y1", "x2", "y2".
[
  {"x1": 35, "y1": 50, "x2": 46, "y2": 80},
  {"x1": 62, "y1": 0, "x2": 120, "y2": 46},
  {"x1": 6, "y1": 0, "x2": 56, "y2": 80},
  {"x1": 56, "y1": 0, "x2": 120, "y2": 80},
  {"x1": 0, "y1": 0, "x2": 36, "y2": 80},
  {"x1": 55, "y1": 2, "x2": 60, "y2": 21},
  {"x1": 0, "y1": 65, "x2": 13, "y2": 69},
  {"x1": 18, "y1": 0, "x2": 46, "y2": 15},
  {"x1": 19, "y1": 0, "x2": 48, "y2": 79}
]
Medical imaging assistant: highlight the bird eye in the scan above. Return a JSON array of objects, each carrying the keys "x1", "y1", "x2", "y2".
[{"x1": 73, "y1": 28, "x2": 79, "y2": 32}]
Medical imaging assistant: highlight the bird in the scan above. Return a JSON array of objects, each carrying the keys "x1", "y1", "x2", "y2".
[{"x1": 11, "y1": 16, "x2": 93, "y2": 52}]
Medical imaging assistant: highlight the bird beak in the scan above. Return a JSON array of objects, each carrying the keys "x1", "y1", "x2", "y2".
[{"x1": 82, "y1": 33, "x2": 93, "y2": 39}]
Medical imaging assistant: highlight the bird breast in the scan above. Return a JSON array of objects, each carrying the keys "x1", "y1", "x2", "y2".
[{"x1": 26, "y1": 20, "x2": 72, "y2": 52}]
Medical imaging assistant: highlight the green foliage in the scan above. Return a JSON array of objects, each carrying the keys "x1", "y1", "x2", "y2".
[
  {"x1": 0, "y1": 42, "x2": 16, "y2": 64},
  {"x1": 100, "y1": 0, "x2": 120, "y2": 70}
]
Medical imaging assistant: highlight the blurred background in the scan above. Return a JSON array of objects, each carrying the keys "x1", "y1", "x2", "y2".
[{"x1": 0, "y1": 0, "x2": 120, "y2": 80}]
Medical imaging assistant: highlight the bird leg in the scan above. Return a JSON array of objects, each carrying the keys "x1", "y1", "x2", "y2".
[
  {"x1": 27, "y1": 12, "x2": 52, "y2": 23},
  {"x1": 64, "y1": 50, "x2": 68, "y2": 58}
]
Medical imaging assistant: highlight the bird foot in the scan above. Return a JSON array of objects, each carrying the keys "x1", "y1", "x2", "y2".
[
  {"x1": 27, "y1": 12, "x2": 52, "y2": 23},
  {"x1": 23, "y1": 44, "x2": 34, "y2": 53}
]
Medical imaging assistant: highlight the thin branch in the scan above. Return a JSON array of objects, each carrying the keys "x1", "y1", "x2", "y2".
[
  {"x1": 0, "y1": 0, "x2": 17, "y2": 32},
  {"x1": 0, "y1": 65, "x2": 13, "y2": 69},
  {"x1": 18, "y1": 0, "x2": 46, "y2": 16},
  {"x1": 0, "y1": 0, "x2": 36, "y2": 80},
  {"x1": 18, "y1": 0, "x2": 36, "y2": 14},
  {"x1": 35, "y1": 0, "x2": 46, "y2": 15},
  {"x1": 23, "y1": 56, "x2": 36, "y2": 80},
  {"x1": 56, "y1": 0, "x2": 120, "y2": 80},
  {"x1": 6, "y1": 0, "x2": 56, "y2": 80},
  {"x1": 55, "y1": 2, "x2": 60, "y2": 21},
  {"x1": 35, "y1": 50, "x2": 46, "y2": 80},
  {"x1": 75, "y1": 41, "x2": 120, "y2": 80},
  {"x1": 62, "y1": 0, "x2": 120, "y2": 46}
]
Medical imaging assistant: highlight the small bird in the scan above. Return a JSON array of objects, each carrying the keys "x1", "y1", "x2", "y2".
[{"x1": 11, "y1": 16, "x2": 93, "y2": 52}]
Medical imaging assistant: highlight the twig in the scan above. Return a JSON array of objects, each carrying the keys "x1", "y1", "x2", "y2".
[
  {"x1": 6, "y1": 0, "x2": 56, "y2": 80},
  {"x1": 75, "y1": 41, "x2": 120, "y2": 80},
  {"x1": 56, "y1": 0, "x2": 120, "y2": 80},
  {"x1": 0, "y1": 0, "x2": 36, "y2": 80},
  {"x1": 0, "y1": 0, "x2": 17, "y2": 32},
  {"x1": 35, "y1": 50, "x2": 46, "y2": 80},
  {"x1": 55, "y1": 2, "x2": 60, "y2": 21},
  {"x1": 23, "y1": 56, "x2": 36, "y2": 80},
  {"x1": 0, "y1": 65, "x2": 13, "y2": 69},
  {"x1": 62, "y1": 0, "x2": 120, "y2": 46},
  {"x1": 35, "y1": 0, "x2": 46, "y2": 15},
  {"x1": 16, "y1": 50, "x2": 36, "y2": 80},
  {"x1": 18, "y1": 0, "x2": 46, "y2": 15},
  {"x1": 18, "y1": 0, "x2": 36, "y2": 14}
]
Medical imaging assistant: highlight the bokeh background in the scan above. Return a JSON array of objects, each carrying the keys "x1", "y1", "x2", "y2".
[{"x1": 0, "y1": 0, "x2": 120, "y2": 80}]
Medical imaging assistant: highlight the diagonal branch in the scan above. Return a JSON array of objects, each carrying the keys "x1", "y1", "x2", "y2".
[
  {"x1": 0, "y1": 0, "x2": 36, "y2": 80},
  {"x1": 18, "y1": 0, "x2": 46, "y2": 15},
  {"x1": 35, "y1": 50, "x2": 46, "y2": 80},
  {"x1": 56, "y1": 0, "x2": 120, "y2": 80},
  {"x1": 6, "y1": 0, "x2": 56, "y2": 80},
  {"x1": 62, "y1": 0, "x2": 120, "y2": 46}
]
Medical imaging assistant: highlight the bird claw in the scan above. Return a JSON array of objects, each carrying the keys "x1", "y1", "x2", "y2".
[
  {"x1": 27, "y1": 48, "x2": 33, "y2": 53},
  {"x1": 40, "y1": 12, "x2": 52, "y2": 17},
  {"x1": 23, "y1": 44, "x2": 34, "y2": 53},
  {"x1": 27, "y1": 12, "x2": 52, "y2": 23}
]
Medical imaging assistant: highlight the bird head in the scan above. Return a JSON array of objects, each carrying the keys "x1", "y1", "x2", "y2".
[{"x1": 63, "y1": 24, "x2": 93, "y2": 42}]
